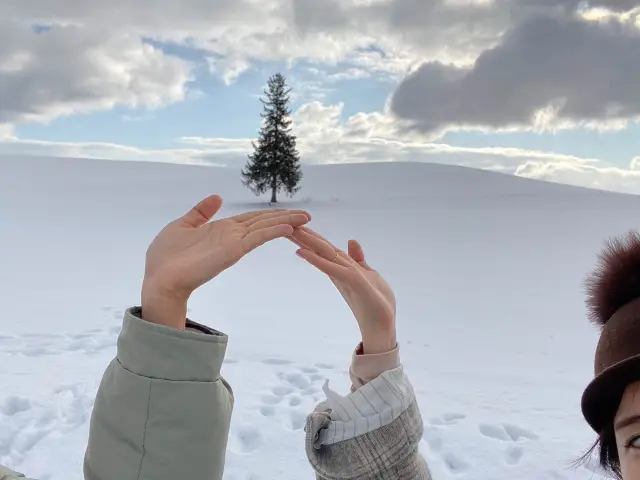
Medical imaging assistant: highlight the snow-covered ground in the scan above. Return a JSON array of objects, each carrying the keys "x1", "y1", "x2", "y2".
[{"x1": 2, "y1": 154, "x2": 639, "y2": 479}]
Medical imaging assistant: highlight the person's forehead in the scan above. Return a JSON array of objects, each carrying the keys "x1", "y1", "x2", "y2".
[{"x1": 617, "y1": 381, "x2": 640, "y2": 419}]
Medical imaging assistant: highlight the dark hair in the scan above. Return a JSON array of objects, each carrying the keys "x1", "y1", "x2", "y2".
[{"x1": 576, "y1": 423, "x2": 620, "y2": 479}]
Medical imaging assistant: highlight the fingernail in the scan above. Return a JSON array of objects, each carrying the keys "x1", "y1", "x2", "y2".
[{"x1": 296, "y1": 250, "x2": 304, "y2": 258}]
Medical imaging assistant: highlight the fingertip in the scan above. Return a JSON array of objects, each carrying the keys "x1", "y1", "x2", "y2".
[
  {"x1": 289, "y1": 209, "x2": 311, "y2": 220},
  {"x1": 202, "y1": 194, "x2": 224, "y2": 212},
  {"x1": 182, "y1": 194, "x2": 223, "y2": 227},
  {"x1": 205, "y1": 194, "x2": 223, "y2": 205},
  {"x1": 293, "y1": 213, "x2": 311, "y2": 223}
]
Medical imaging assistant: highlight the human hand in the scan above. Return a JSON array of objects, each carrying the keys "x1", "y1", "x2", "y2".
[
  {"x1": 142, "y1": 194, "x2": 311, "y2": 329},
  {"x1": 289, "y1": 226, "x2": 396, "y2": 354}
]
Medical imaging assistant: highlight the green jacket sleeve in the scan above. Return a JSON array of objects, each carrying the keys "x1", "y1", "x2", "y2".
[{"x1": 83, "y1": 307, "x2": 234, "y2": 480}]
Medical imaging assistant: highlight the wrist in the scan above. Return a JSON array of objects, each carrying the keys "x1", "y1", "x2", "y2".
[
  {"x1": 361, "y1": 330, "x2": 397, "y2": 355},
  {"x1": 141, "y1": 281, "x2": 189, "y2": 330}
]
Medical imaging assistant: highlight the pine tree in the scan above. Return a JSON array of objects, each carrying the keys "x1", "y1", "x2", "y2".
[{"x1": 242, "y1": 73, "x2": 302, "y2": 203}]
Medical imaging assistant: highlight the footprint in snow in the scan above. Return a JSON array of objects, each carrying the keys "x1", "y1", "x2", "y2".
[
  {"x1": 0, "y1": 396, "x2": 32, "y2": 416},
  {"x1": 261, "y1": 358, "x2": 294, "y2": 366},
  {"x1": 235, "y1": 426, "x2": 263, "y2": 453},
  {"x1": 260, "y1": 405, "x2": 276, "y2": 417},
  {"x1": 315, "y1": 363, "x2": 335, "y2": 370},
  {"x1": 424, "y1": 414, "x2": 543, "y2": 472},
  {"x1": 298, "y1": 366, "x2": 318, "y2": 374},
  {"x1": 282, "y1": 372, "x2": 312, "y2": 390},
  {"x1": 423, "y1": 413, "x2": 472, "y2": 475},
  {"x1": 272, "y1": 385, "x2": 295, "y2": 396},
  {"x1": 257, "y1": 362, "x2": 329, "y2": 431},
  {"x1": 478, "y1": 422, "x2": 539, "y2": 442},
  {"x1": 442, "y1": 452, "x2": 471, "y2": 475},
  {"x1": 478, "y1": 422, "x2": 539, "y2": 466},
  {"x1": 423, "y1": 425, "x2": 444, "y2": 452},
  {"x1": 0, "y1": 384, "x2": 93, "y2": 466},
  {"x1": 261, "y1": 394, "x2": 283, "y2": 405},
  {"x1": 429, "y1": 412, "x2": 466, "y2": 426},
  {"x1": 1, "y1": 307, "x2": 122, "y2": 358},
  {"x1": 505, "y1": 445, "x2": 524, "y2": 465}
]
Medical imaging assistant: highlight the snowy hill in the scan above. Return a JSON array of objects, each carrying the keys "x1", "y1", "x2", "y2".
[{"x1": 2, "y1": 154, "x2": 640, "y2": 479}]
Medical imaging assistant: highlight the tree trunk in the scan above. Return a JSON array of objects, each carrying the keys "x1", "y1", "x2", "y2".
[{"x1": 270, "y1": 176, "x2": 277, "y2": 203}]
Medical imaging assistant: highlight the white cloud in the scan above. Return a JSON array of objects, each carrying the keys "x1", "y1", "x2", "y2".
[
  {"x1": 289, "y1": 102, "x2": 632, "y2": 183},
  {"x1": 122, "y1": 114, "x2": 156, "y2": 122},
  {"x1": 3, "y1": 0, "x2": 640, "y2": 134},
  {"x1": 0, "y1": 124, "x2": 14, "y2": 139},
  {"x1": 289, "y1": 101, "x2": 640, "y2": 195},
  {"x1": 0, "y1": 22, "x2": 192, "y2": 126},
  {"x1": 0, "y1": 137, "x2": 235, "y2": 166},
  {"x1": 390, "y1": 13, "x2": 640, "y2": 136},
  {"x1": 0, "y1": 0, "x2": 554, "y2": 107},
  {"x1": 515, "y1": 159, "x2": 640, "y2": 193}
]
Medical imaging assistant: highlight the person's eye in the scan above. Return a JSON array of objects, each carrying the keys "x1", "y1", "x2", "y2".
[{"x1": 625, "y1": 435, "x2": 640, "y2": 449}]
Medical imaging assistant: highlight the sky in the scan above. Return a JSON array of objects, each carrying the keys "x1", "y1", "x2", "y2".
[{"x1": 2, "y1": 0, "x2": 640, "y2": 193}]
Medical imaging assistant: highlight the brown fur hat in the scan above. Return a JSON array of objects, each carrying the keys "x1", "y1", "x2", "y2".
[
  {"x1": 586, "y1": 231, "x2": 640, "y2": 327},
  {"x1": 582, "y1": 230, "x2": 640, "y2": 432}
]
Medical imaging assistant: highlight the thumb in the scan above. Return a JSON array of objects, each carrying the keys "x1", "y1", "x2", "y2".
[
  {"x1": 180, "y1": 195, "x2": 223, "y2": 228},
  {"x1": 348, "y1": 239, "x2": 365, "y2": 263},
  {"x1": 348, "y1": 239, "x2": 374, "y2": 271}
]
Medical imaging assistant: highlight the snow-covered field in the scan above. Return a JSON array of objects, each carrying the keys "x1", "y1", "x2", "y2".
[{"x1": 1, "y1": 154, "x2": 639, "y2": 479}]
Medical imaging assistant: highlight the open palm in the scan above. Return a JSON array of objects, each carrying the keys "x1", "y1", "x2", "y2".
[{"x1": 144, "y1": 195, "x2": 310, "y2": 299}]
